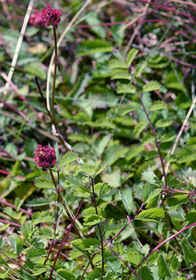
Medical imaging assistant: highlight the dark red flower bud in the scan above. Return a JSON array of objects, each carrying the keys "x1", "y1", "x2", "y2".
[
  {"x1": 41, "y1": 5, "x2": 62, "y2": 28},
  {"x1": 34, "y1": 145, "x2": 56, "y2": 171}
]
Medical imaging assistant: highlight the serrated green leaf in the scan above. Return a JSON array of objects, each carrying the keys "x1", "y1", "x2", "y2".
[
  {"x1": 73, "y1": 186, "x2": 91, "y2": 197},
  {"x1": 19, "y1": 222, "x2": 39, "y2": 245},
  {"x1": 143, "y1": 81, "x2": 161, "y2": 92},
  {"x1": 166, "y1": 194, "x2": 189, "y2": 207},
  {"x1": 155, "y1": 119, "x2": 173, "y2": 128},
  {"x1": 134, "y1": 60, "x2": 148, "y2": 77},
  {"x1": 34, "y1": 178, "x2": 54, "y2": 189},
  {"x1": 185, "y1": 210, "x2": 196, "y2": 225},
  {"x1": 76, "y1": 161, "x2": 105, "y2": 177},
  {"x1": 181, "y1": 238, "x2": 196, "y2": 265},
  {"x1": 126, "y1": 48, "x2": 138, "y2": 67},
  {"x1": 150, "y1": 100, "x2": 167, "y2": 111},
  {"x1": 142, "y1": 167, "x2": 159, "y2": 185},
  {"x1": 119, "y1": 102, "x2": 141, "y2": 115},
  {"x1": 72, "y1": 238, "x2": 100, "y2": 252},
  {"x1": 116, "y1": 83, "x2": 136, "y2": 94},
  {"x1": 32, "y1": 211, "x2": 53, "y2": 225},
  {"x1": 32, "y1": 266, "x2": 48, "y2": 276},
  {"x1": 108, "y1": 58, "x2": 128, "y2": 69},
  {"x1": 84, "y1": 214, "x2": 105, "y2": 226},
  {"x1": 38, "y1": 228, "x2": 55, "y2": 239},
  {"x1": 86, "y1": 268, "x2": 101, "y2": 280},
  {"x1": 120, "y1": 188, "x2": 133, "y2": 215},
  {"x1": 114, "y1": 116, "x2": 135, "y2": 126},
  {"x1": 94, "y1": 183, "x2": 111, "y2": 198},
  {"x1": 133, "y1": 121, "x2": 147, "y2": 138},
  {"x1": 148, "y1": 55, "x2": 169, "y2": 69},
  {"x1": 60, "y1": 152, "x2": 78, "y2": 167},
  {"x1": 110, "y1": 69, "x2": 131, "y2": 80},
  {"x1": 124, "y1": 248, "x2": 143, "y2": 266},
  {"x1": 136, "y1": 208, "x2": 165, "y2": 221},
  {"x1": 26, "y1": 248, "x2": 47, "y2": 259},
  {"x1": 102, "y1": 168, "x2": 121, "y2": 188},
  {"x1": 0, "y1": 224, "x2": 10, "y2": 232},
  {"x1": 160, "y1": 134, "x2": 176, "y2": 143},
  {"x1": 157, "y1": 254, "x2": 171, "y2": 278},
  {"x1": 56, "y1": 268, "x2": 75, "y2": 279},
  {"x1": 138, "y1": 266, "x2": 154, "y2": 280},
  {"x1": 145, "y1": 188, "x2": 162, "y2": 203},
  {"x1": 3, "y1": 207, "x2": 23, "y2": 220}
]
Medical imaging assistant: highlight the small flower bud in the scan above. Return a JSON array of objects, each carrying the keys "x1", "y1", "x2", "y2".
[
  {"x1": 41, "y1": 5, "x2": 62, "y2": 28},
  {"x1": 34, "y1": 145, "x2": 56, "y2": 171},
  {"x1": 162, "y1": 186, "x2": 174, "y2": 197}
]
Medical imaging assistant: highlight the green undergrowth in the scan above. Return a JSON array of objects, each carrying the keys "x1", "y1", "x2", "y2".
[{"x1": 0, "y1": 1, "x2": 196, "y2": 279}]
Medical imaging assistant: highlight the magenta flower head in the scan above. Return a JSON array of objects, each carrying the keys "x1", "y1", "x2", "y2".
[
  {"x1": 34, "y1": 145, "x2": 56, "y2": 171},
  {"x1": 41, "y1": 5, "x2": 62, "y2": 28}
]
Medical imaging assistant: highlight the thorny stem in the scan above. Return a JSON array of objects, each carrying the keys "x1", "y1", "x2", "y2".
[{"x1": 91, "y1": 177, "x2": 104, "y2": 279}]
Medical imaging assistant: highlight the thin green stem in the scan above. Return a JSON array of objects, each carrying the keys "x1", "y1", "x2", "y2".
[{"x1": 91, "y1": 177, "x2": 104, "y2": 279}]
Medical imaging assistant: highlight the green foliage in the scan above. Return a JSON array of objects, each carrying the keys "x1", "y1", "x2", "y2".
[{"x1": 0, "y1": 1, "x2": 195, "y2": 279}]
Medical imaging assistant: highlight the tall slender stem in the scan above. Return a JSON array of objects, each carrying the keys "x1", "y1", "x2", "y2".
[
  {"x1": 133, "y1": 222, "x2": 196, "y2": 273},
  {"x1": 51, "y1": 27, "x2": 58, "y2": 120},
  {"x1": 35, "y1": 76, "x2": 72, "y2": 152},
  {"x1": 48, "y1": 169, "x2": 94, "y2": 277},
  {"x1": 49, "y1": 198, "x2": 85, "y2": 280},
  {"x1": 138, "y1": 93, "x2": 167, "y2": 186},
  {"x1": 91, "y1": 177, "x2": 104, "y2": 279}
]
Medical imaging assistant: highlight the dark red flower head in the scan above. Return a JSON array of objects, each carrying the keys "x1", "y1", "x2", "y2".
[
  {"x1": 34, "y1": 145, "x2": 56, "y2": 171},
  {"x1": 41, "y1": 5, "x2": 62, "y2": 28}
]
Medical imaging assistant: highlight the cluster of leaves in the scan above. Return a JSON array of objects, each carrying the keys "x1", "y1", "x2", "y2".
[{"x1": 0, "y1": 0, "x2": 196, "y2": 279}]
